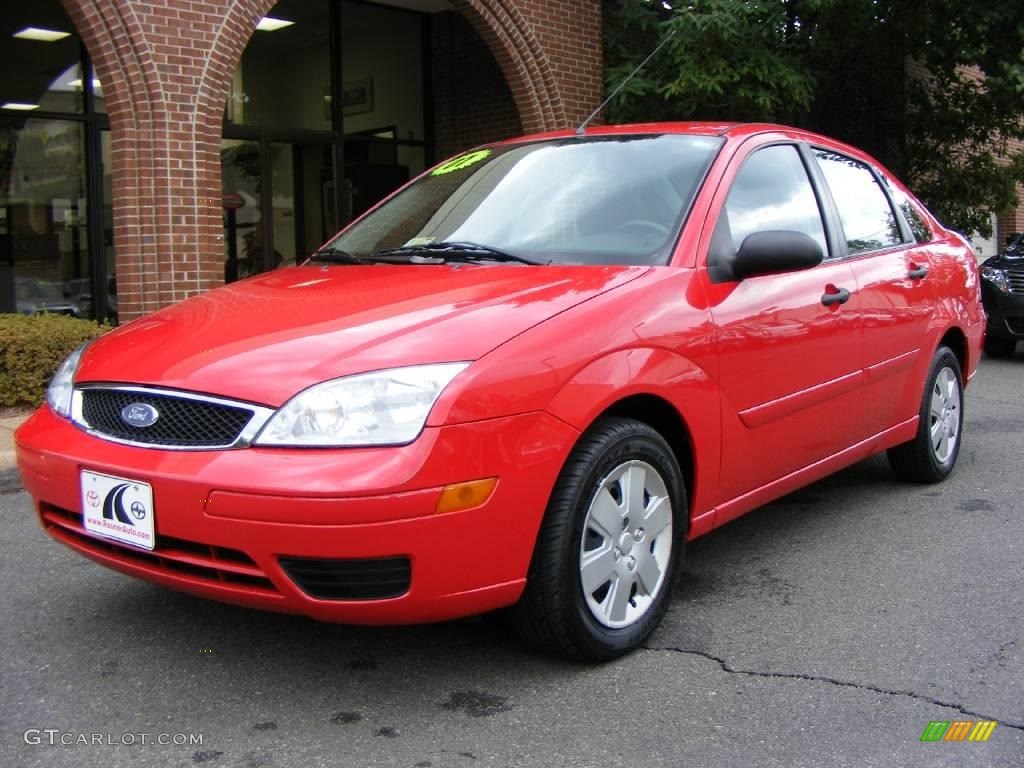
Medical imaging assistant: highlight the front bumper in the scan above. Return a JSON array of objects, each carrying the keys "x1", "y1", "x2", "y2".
[
  {"x1": 16, "y1": 406, "x2": 578, "y2": 624},
  {"x1": 981, "y1": 282, "x2": 1024, "y2": 339}
]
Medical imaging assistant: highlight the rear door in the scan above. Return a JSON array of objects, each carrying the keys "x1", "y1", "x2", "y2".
[
  {"x1": 699, "y1": 140, "x2": 863, "y2": 510},
  {"x1": 809, "y1": 148, "x2": 938, "y2": 440}
]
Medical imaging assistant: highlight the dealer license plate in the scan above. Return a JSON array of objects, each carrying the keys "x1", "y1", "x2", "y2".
[{"x1": 80, "y1": 470, "x2": 156, "y2": 551}]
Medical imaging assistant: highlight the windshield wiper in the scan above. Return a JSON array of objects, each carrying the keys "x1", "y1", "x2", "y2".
[
  {"x1": 372, "y1": 241, "x2": 545, "y2": 266},
  {"x1": 307, "y1": 246, "x2": 368, "y2": 265}
]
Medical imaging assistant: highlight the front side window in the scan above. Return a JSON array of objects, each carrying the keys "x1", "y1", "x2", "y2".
[
  {"x1": 325, "y1": 134, "x2": 723, "y2": 266},
  {"x1": 814, "y1": 150, "x2": 903, "y2": 254},
  {"x1": 710, "y1": 143, "x2": 827, "y2": 265}
]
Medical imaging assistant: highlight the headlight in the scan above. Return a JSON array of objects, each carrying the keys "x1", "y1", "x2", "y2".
[
  {"x1": 253, "y1": 363, "x2": 469, "y2": 447},
  {"x1": 46, "y1": 343, "x2": 88, "y2": 418},
  {"x1": 980, "y1": 264, "x2": 1010, "y2": 294}
]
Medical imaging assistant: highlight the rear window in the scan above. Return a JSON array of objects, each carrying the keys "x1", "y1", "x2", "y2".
[{"x1": 814, "y1": 150, "x2": 903, "y2": 254}]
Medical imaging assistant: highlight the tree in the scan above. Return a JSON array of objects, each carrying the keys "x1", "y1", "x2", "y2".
[{"x1": 602, "y1": 0, "x2": 1024, "y2": 236}]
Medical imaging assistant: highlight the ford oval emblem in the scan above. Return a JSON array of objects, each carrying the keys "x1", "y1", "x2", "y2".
[{"x1": 121, "y1": 403, "x2": 159, "y2": 428}]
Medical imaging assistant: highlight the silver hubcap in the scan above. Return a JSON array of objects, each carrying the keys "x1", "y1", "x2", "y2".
[
  {"x1": 579, "y1": 460, "x2": 673, "y2": 629},
  {"x1": 930, "y1": 366, "x2": 961, "y2": 464}
]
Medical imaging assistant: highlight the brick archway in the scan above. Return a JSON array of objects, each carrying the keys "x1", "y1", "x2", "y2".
[
  {"x1": 61, "y1": 0, "x2": 601, "y2": 320},
  {"x1": 452, "y1": 0, "x2": 565, "y2": 133},
  {"x1": 62, "y1": 0, "x2": 277, "y2": 318}
]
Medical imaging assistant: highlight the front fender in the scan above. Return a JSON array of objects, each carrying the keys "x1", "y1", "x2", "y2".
[{"x1": 544, "y1": 347, "x2": 721, "y2": 537}]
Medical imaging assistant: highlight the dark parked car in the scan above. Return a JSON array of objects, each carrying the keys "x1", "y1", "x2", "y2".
[
  {"x1": 15, "y1": 277, "x2": 80, "y2": 317},
  {"x1": 980, "y1": 234, "x2": 1024, "y2": 357}
]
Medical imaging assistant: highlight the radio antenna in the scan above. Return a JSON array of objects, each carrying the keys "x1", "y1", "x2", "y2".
[{"x1": 576, "y1": 26, "x2": 678, "y2": 136}]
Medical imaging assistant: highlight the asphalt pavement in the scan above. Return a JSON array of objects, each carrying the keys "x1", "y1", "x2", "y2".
[{"x1": 1, "y1": 355, "x2": 1022, "y2": 768}]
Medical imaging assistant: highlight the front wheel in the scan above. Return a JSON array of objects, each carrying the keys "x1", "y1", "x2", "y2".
[
  {"x1": 510, "y1": 417, "x2": 685, "y2": 661},
  {"x1": 887, "y1": 345, "x2": 964, "y2": 483}
]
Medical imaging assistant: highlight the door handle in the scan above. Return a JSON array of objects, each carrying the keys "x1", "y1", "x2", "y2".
[
  {"x1": 821, "y1": 285, "x2": 851, "y2": 306},
  {"x1": 908, "y1": 264, "x2": 929, "y2": 280}
]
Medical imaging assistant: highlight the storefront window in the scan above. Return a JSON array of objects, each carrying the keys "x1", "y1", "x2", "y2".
[
  {"x1": 101, "y1": 130, "x2": 115, "y2": 319},
  {"x1": 0, "y1": 118, "x2": 89, "y2": 315},
  {"x1": 221, "y1": 139, "x2": 263, "y2": 281},
  {"x1": 223, "y1": 0, "x2": 432, "y2": 279},
  {"x1": 1, "y1": 7, "x2": 84, "y2": 115},
  {"x1": 226, "y1": 0, "x2": 331, "y2": 132},
  {"x1": 0, "y1": 1, "x2": 112, "y2": 320},
  {"x1": 341, "y1": 2, "x2": 425, "y2": 142}
]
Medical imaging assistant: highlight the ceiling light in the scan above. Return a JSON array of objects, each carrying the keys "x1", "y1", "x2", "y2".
[
  {"x1": 13, "y1": 27, "x2": 71, "y2": 42},
  {"x1": 68, "y1": 78, "x2": 103, "y2": 89},
  {"x1": 256, "y1": 17, "x2": 294, "y2": 31},
  {"x1": 2, "y1": 103, "x2": 40, "y2": 111}
]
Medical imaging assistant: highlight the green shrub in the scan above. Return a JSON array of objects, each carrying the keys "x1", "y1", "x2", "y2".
[{"x1": 0, "y1": 313, "x2": 111, "y2": 407}]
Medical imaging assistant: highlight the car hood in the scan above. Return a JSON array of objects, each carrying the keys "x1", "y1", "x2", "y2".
[
  {"x1": 986, "y1": 251, "x2": 1024, "y2": 267},
  {"x1": 76, "y1": 264, "x2": 648, "y2": 405}
]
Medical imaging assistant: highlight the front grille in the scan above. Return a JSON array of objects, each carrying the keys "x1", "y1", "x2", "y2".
[
  {"x1": 279, "y1": 556, "x2": 411, "y2": 600},
  {"x1": 40, "y1": 503, "x2": 278, "y2": 593},
  {"x1": 1007, "y1": 266, "x2": 1024, "y2": 294},
  {"x1": 79, "y1": 388, "x2": 256, "y2": 448},
  {"x1": 1006, "y1": 317, "x2": 1024, "y2": 335}
]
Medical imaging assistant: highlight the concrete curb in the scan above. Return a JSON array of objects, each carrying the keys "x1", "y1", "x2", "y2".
[
  {"x1": 0, "y1": 467, "x2": 20, "y2": 494},
  {"x1": 0, "y1": 413, "x2": 29, "y2": 478}
]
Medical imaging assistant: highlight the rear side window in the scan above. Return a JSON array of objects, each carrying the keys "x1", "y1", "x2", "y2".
[
  {"x1": 885, "y1": 182, "x2": 933, "y2": 244},
  {"x1": 715, "y1": 144, "x2": 827, "y2": 256},
  {"x1": 814, "y1": 150, "x2": 903, "y2": 254}
]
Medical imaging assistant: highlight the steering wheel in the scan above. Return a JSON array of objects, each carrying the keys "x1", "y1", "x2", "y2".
[{"x1": 614, "y1": 220, "x2": 671, "y2": 238}]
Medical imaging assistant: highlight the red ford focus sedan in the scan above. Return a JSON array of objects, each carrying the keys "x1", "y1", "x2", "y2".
[{"x1": 16, "y1": 123, "x2": 984, "y2": 660}]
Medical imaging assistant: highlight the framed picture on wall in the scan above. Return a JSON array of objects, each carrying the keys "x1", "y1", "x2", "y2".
[{"x1": 341, "y1": 78, "x2": 374, "y2": 117}]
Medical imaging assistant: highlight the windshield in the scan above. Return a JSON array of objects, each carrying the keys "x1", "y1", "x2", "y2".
[{"x1": 323, "y1": 134, "x2": 723, "y2": 266}]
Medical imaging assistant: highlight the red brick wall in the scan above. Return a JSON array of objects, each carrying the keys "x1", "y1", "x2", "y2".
[
  {"x1": 431, "y1": 11, "x2": 522, "y2": 160},
  {"x1": 997, "y1": 133, "x2": 1024, "y2": 246},
  {"x1": 451, "y1": 0, "x2": 603, "y2": 133},
  {"x1": 62, "y1": 0, "x2": 603, "y2": 321},
  {"x1": 516, "y1": 0, "x2": 603, "y2": 127}
]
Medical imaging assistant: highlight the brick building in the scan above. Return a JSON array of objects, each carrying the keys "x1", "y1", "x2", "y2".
[
  {"x1": 0, "y1": 0, "x2": 602, "y2": 322},
  {"x1": 3, "y1": 1, "x2": 1019, "y2": 324}
]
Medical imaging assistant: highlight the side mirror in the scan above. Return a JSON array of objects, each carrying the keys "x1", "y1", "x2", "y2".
[{"x1": 732, "y1": 231, "x2": 824, "y2": 280}]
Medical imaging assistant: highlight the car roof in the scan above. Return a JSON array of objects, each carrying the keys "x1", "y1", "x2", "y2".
[
  {"x1": 492, "y1": 121, "x2": 902, "y2": 188},
  {"x1": 497, "y1": 121, "x2": 842, "y2": 146}
]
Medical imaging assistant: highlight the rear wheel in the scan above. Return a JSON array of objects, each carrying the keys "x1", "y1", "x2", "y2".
[
  {"x1": 887, "y1": 345, "x2": 963, "y2": 483},
  {"x1": 984, "y1": 336, "x2": 1017, "y2": 358},
  {"x1": 510, "y1": 417, "x2": 685, "y2": 661}
]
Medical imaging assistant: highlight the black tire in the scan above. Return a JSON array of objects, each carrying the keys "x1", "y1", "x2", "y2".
[
  {"x1": 887, "y1": 345, "x2": 964, "y2": 483},
  {"x1": 984, "y1": 336, "x2": 1016, "y2": 359},
  {"x1": 510, "y1": 417, "x2": 686, "y2": 662}
]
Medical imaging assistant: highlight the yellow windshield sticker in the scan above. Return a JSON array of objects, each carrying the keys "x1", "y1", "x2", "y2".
[{"x1": 431, "y1": 149, "x2": 492, "y2": 176}]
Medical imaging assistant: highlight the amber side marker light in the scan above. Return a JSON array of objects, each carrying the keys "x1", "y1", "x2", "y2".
[{"x1": 436, "y1": 478, "x2": 498, "y2": 514}]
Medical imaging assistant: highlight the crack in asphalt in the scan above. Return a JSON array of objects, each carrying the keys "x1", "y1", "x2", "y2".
[{"x1": 642, "y1": 644, "x2": 1024, "y2": 731}]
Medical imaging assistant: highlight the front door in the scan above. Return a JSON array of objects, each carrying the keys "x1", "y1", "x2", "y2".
[{"x1": 701, "y1": 141, "x2": 863, "y2": 511}]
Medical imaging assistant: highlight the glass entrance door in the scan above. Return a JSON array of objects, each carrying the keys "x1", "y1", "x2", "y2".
[
  {"x1": 221, "y1": 138, "x2": 261, "y2": 281},
  {"x1": 222, "y1": 136, "x2": 337, "y2": 280},
  {"x1": 286, "y1": 141, "x2": 336, "y2": 265}
]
